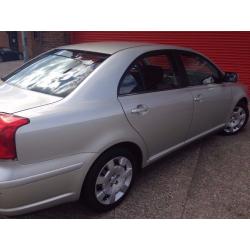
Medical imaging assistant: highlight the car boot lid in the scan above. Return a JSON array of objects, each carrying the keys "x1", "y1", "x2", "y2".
[{"x1": 0, "y1": 82, "x2": 62, "y2": 114}]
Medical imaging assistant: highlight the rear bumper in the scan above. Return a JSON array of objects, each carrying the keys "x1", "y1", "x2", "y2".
[{"x1": 0, "y1": 153, "x2": 96, "y2": 216}]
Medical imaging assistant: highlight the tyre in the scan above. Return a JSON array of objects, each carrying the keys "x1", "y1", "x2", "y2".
[
  {"x1": 0, "y1": 56, "x2": 3, "y2": 62},
  {"x1": 223, "y1": 102, "x2": 249, "y2": 135},
  {"x1": 82, "y1": 147, "x2": 137, "y2": 212}
]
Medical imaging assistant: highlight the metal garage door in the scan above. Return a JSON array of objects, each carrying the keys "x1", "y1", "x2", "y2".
[{"x1": 70, "y1": 32, "x2": 250, "y2": 93}]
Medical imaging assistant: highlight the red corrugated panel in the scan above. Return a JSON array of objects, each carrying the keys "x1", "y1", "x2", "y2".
[{"x1": 70, "y1": 32, "x2": 250, "y2": 93}]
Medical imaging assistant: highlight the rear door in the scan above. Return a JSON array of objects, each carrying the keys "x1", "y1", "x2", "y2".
[
  {"x1": 118, "y1": 51, "x2": 194, "y2": 159},
  {"x1": 177, "y1": 51, "x2": 232, "y2": 138}
]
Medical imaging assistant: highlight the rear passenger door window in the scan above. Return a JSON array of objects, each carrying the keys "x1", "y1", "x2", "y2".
[
  {"x1": 119, "y1": 52, "x2": 180, "y2": 95},
  {"x1": 141, "y1": 54, "x2": 179, "y2": 91}
]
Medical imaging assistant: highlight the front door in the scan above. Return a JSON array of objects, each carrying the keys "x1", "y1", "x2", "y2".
[
  {"x1": 178, "y1": 51, "x2": 232, "y2": 138},
  {"x1": 118, "y1": 52, "x2": 194, "y2": 159}
]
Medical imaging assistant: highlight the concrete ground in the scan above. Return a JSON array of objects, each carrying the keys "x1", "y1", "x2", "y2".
[
  {"x1": 0, "y1": 61, "x2": 249, "y2": 219},
  {"x1": 0, "y1": 60, "x2": 23, "y2": 77}
]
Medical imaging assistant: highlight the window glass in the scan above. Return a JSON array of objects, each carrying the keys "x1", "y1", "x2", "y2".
[
  {"x1": 3, "y1": 49, "x2": 109, "y2": 97},
  {"x1": 180, "y1": 53, "x2": 220, "y2": 86},
  {"x1": 119, "y1": 53, "x2": 179, "y2": 95},
  {"x1": 119, "y1": 62, "x2": 144, "y2": 95},
  {"x1": 142, "y1": 54, "x2": 179, "y2": 91}
]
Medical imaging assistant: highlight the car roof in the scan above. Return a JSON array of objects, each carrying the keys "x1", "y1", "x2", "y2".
[{"x1": 60, "y1": 41, "x2": 194, "y2": 55}]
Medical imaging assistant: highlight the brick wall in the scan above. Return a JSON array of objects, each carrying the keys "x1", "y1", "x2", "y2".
[
  {"x1": 0, "y1": 31, "x2": 70, "y2": 58},
  {"x1": 32, "y1": 32, "x2": 70, "y2": 57},
  {"x1": 0, "y1": 32, "x2": 10, "y2": 48}
]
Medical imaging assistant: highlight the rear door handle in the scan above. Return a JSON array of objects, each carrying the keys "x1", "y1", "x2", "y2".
[{"x1": 131, "y1": 105, "x2": 149, "y2": 115}]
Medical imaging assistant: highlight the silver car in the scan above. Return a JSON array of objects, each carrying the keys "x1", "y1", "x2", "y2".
[{"x1": 0, "y1": 42, "x2": 248, "y2": 216}]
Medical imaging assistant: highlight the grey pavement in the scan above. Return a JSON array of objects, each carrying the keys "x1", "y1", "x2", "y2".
[
  {"x1": 0, "y1": 60, "x2": 23, "y2": 77},
  {"x1": 0, "y1": 61, "x2": 249, "y2": 219}
]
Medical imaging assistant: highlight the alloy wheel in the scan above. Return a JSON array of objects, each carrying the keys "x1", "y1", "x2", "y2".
[{"x1": 224, "y1": 106, "x2": 247, "y2": 134}]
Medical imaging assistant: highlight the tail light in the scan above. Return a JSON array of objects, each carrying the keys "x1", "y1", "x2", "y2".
[{"x1": 0, "y1": 113, "x2": 29, "y2": 159}]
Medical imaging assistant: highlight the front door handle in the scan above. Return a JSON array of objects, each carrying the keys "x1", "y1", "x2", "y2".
[
  {"x1": 194, "y1": 94, "x2": 203, "y2": 102},
  {"x1": 131, "y1": 105, "x2": 149, "y2": 115}
]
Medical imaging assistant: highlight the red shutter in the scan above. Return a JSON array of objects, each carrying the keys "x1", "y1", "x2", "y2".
[{"x1": 70, "y1": 32, "x2": 250, "y2": 94}]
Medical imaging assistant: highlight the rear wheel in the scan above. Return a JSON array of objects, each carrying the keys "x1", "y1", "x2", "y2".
[
  {"x1": 0, "y1": 56, "x2": 3, "y2": 62},
  {"x1": 223, "y1": 102, "x2": 249, "y2": 135},
  {"x1": 82, "y1": 147, "x2": 137, "y2": 212}
]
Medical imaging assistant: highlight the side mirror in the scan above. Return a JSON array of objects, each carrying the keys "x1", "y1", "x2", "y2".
[{"x1": 223, "y1": 72, "x2": 238, "y2": 83}]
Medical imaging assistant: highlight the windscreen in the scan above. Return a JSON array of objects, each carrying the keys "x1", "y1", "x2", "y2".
[{"x1": 3, "y1": 49, "x2": 109, "y2": 97}]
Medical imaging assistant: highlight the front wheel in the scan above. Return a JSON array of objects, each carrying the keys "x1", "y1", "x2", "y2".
[
  {"x1": 223, "y1": 102, "x2": 249, "y2": 135},
  {"x1": 82, "y1": 147, "x2": 137, "y2": 212}
]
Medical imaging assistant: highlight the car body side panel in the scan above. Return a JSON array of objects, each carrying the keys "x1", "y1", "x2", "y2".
[
  {"x1": 186, "y1": 83, "x2": 232, "y2": 138},
  {"x1": 230, "y1": 82, "x2": 249, "y2": 111},
  {"x1": 118, "y1": 88, "x2": 194, "y2": 158},
  {"x1": 15, "y1": 99, "x2": 148, "y2": 166}
]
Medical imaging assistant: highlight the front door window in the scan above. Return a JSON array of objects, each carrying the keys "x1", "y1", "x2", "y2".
[{"x1": 180, "y1": 52, "x2": 221, "y2": 86}]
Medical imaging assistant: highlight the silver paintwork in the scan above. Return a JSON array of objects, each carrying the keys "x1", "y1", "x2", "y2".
[
  {"x1": 59, "y1": 41, "x2": 154, "y2": 54},
  {"x1": 95, "y1": 156, "x2": 133, "y2": 205},
  {"x1": 0, "y1": 41, "x2": 248, "y2": 216},
  {"x1": 0, "y1": 83, "x2": 61, "y2": 113}
]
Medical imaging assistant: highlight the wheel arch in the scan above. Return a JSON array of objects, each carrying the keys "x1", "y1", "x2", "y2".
[
  {"x1": 237, "y1": 97, "x2": 248, "y2": 106},
  {"x1": 80, "y1": 141, "x2": 144, "y2": 197},
  {"x1": 91, "y1": 141, "x2": 144, "y2": 172},
  {"x1": 103, "y1": 141, "x2": 143, "y2": 169},
  {"x1": 229, "y1": 84, "x2": 249, "y2": 119}
]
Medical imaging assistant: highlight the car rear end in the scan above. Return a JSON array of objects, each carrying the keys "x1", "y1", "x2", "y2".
[
  {"x1": 0, "y1": 91, "x2": 95, "y2": 216},
  {"x1": 0, "y1": 48, "x2": 110, "y2": 216}
]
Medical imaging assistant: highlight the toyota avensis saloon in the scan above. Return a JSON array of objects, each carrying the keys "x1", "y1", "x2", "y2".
[{"x1": 0, "y1": 42, "x2": 248, "y2": 216}]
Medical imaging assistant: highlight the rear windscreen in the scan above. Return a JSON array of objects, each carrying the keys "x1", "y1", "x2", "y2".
[{"x1": 3, "y1": 49, "x2": 109, "y2": 97}]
